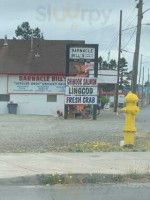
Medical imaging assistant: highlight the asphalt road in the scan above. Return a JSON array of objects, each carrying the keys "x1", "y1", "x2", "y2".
[
  {"x1": 0, "y1": 184, "x2": 150, "y2": 200},
  {"x1": 137, "y1": 106, "x2": 150, "y2": 123}
]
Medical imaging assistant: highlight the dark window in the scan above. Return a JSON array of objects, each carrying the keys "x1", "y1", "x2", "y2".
[
  {"x1": 47, "y1": 95, "x2": 57, "y2": 102},
  {"x1": 0, "y1": 94, "x2": 10, "y2": 102}
]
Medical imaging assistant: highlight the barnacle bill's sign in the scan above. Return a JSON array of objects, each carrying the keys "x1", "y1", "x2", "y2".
[
  {"x1": 8, "y1": 75, "x2": 66, "y2": 94},
  {"x1": 65, "y1": 77, "x2": 97, "y2": 105},
  {"x1": 69, "y1": 47, "x2": 95, "y2": 60}
]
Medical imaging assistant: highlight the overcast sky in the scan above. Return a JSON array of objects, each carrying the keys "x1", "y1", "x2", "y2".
[{"x1": 1, "y1": 0, "x2": 150, "y2": 81}]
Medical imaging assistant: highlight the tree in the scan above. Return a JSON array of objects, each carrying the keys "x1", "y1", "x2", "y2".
[
  {"x1": 124, "y1": 70, "x2": 132, "y2": 89},
  {"x1": 109, "y1": 59, "x2": 117, "y2": 70},
  {"x1": 98, "y1": 56, "x2": 103, "y2": 69},
  {"x1": 119, "y1": 57, "x2": 129, "y2": 90},
  {"x1": 98, "y1": 57, "x2": 117, "y2": 70},
  {"x1": 15, "y1": 22, "x2": 44, "y2": 40},
  {"x1": 33, "y1": 27, "x2": 44, "y2": 40},
  {"x1": 145, "y1": 81, "x2": 150, "y2": 87},
  {"x1": 102, "y1": 61, "x2": 109, "y2": 70},
  {"x1": 98, "y1": 56, "x2": 130, "y2": 90}
]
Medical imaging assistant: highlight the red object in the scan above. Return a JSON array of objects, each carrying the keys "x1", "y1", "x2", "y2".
[{"x1": 99, "y1": 89, "x2": 127, "y2": 96}]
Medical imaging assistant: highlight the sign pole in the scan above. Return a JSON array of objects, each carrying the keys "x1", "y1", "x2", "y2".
[
  {"x1": 93, "y1": 45, "x2": 98, "y2": 120},
  {"x1": 64, "y1": 45, "x2": 70, "y2": 119}
]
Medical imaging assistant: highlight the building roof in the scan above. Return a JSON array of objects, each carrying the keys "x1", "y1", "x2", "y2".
[{"x1": 0, "y1": 39, "x2": 85, "y2": 74}]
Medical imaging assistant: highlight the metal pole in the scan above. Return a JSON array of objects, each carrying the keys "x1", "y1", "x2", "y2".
[
  {"x1": 138, "y1": 54, "x2": 142, "y2": 105},
  {"x1": 138, "y1": 54, "x2": 142, "y2": 94},
  {"x1": 31, "y1": 31, "x2": 33, "y2": 52},
  {"x1": 132, "y1": 0, "x2": 143, "y2": 93},
  {"x1": 147, "y1": 68, "x2": 150, "y2": 105},
  {"x1": 114, "y1": 10, "x2": 122, "y2": 112},
  {"x1": 141, "y1": 66, "x2": 144, "y2": 107},
  {"x1": 64, "y1": 45, "x2": 70, "y2": 119},
  {"x1": 93, "y1": 45, "x2": 99, "y2": 120}
]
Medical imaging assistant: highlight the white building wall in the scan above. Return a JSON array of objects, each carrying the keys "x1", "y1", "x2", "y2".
[
  {"x1": 0, "y1": 74, "x2": 8, "y2": 93},
  {"x1": 89, "y1": 70, "x2": 117, "y2": 84},
  {"x1": 0, "y1": 74, "x2": 65, "y2": 115},
  {"x1": 0, "y1": 75, "x2": 9, "y2": 113},
  {"x1": 10, "y1": 94, "x2": 65, "y2": 116}
]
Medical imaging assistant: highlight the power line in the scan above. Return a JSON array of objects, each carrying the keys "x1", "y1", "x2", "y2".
[
  {"x1": 122, "y1": 50, "x2": 150, "y2": 64},
  {"x1": 122, "y1": 26, "x2": 137, "y2": 32},
  {"x1": 121, "y1": 51, "x2": 133, "y2": 69},
  {"x1": 122, "y1": 28, "x2": 136, "y2": 49},
  {"x1": 106, "y1": 5, "x2": 137, "y2": 57},
  {"x1": 70, "y1": 22, "x2": 120, "y2": 41},
  {"x1": 70, "y1": 26, "x2": 108, "y2": 39},
  {"x1": 122, "y1": 49, "x2": 134, "y2": 54},
  {"x1": 142, "y1": 60, "x2": 150, "y2": 64},
  {"x1": 123, "y1": 7, "x2": 137, "y2": 30},
  {"x1": 107, "y1": 35, "x2": 118, "y2": 52},
  {"x1": 122, "y1": 23, "x2": 150, "y2": 32},
  {"x1": 143, "y1": 7, "x2": 150, "y2": 14}
]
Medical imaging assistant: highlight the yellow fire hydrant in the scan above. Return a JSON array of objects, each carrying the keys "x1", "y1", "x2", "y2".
[{"x1": 122, "y1": 92, "x2": 140, "y2": 146}]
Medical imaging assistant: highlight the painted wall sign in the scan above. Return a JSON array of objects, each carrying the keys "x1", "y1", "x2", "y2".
[
  {"x1": 66, "y1": 86, "x2": 97, "y2": 96},
  {"x1": 66, "y1": 77, "x2": 97, "y2": 87},
  {"x1": 69, "y1": 47, "x2": 95, "y2": 60},
  {"x1": 8, "y1": 75, "x2": 66, "y2": 94},
  {"x1": 65, "y1": 96, "x2": 97, "y2": 105}
]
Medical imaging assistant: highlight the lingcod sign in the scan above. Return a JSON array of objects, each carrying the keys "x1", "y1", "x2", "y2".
[{"x1": 65, "y1": 87, "x2": 97, "y2": 96}]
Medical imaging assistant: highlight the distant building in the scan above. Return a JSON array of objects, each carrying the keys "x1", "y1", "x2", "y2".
[{"x1": 89, "y1": 69, "x2": 117, "y2": 84}]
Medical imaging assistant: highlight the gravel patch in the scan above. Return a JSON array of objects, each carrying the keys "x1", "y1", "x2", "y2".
[{"x1": 0, "y1": 108, "x2": 149, "y2": 152}]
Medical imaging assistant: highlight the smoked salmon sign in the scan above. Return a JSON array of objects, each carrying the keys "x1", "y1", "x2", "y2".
[{"x1": 8, "y1": 75, "x2": 66, "y2": 94}]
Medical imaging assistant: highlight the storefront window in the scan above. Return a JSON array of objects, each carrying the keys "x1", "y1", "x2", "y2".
[
  {"x1": 47, "y1": 95, "x2": 57, "y2": 102},
  {"x1": 0, "y1": 94, "x2": 10, "y2": 102}
]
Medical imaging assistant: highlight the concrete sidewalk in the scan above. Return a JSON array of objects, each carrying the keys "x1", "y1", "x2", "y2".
[{"x1": 0, "y1": 152, "x2": 150, "y2": 179}]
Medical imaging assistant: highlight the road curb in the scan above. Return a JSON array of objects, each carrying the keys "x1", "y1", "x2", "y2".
[{"x1": 0, "y1": 173, "x2": 150, "y2": 186}]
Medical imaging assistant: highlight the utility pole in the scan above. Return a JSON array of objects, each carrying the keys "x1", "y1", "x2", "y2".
[
  {"x1": 149, "y1": 69, "x2": 150, "y2": 105},
  {"x1": 147, "y1": 68, "x2": 150, "y2": 105},
  {"x1": 114, "y1": 10, "x2": 122, "y2": 112},
  {"x1": 138, "y1": 54, "x2": 142, "y2": 97},
  {"x1": 108, "y1": 51, "x2": 110, "y2": 62},
  {"x1": 132, "y1": 0, "x2": 143, "y2": 93},
  {"x1": 141, "y1": 66, "x2": 144, "y2": 107}
]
